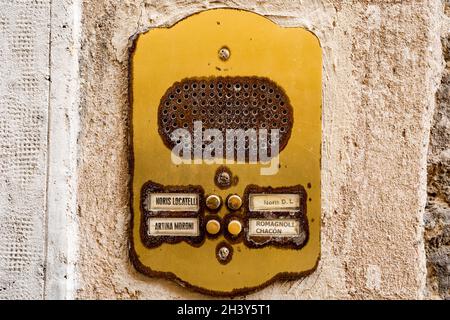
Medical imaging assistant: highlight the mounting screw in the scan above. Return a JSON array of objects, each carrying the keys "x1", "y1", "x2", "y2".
[
  {"x1": 217, "y1": 171, "x2": 231, "y2": 186},
  {"x1": 218, "y1": 46, "x2": 230, "y2": 61},
  {"x1": 217, "y1": 246, "x2": 230, "y2": 261}
]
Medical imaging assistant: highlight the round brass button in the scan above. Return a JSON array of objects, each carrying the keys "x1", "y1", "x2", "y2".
[
  {"x1": 227, "y1": 220, "x2": 242, "y2": 236},
  {"x1": 227, "y1": 194, "x2": 242, "y2": 210},
  {"x1": 206, "y1": 219, "x2": 221, "y2": 235},
  {"x1": 205, "y1": 195, "x2": 222, "y2": 210}
]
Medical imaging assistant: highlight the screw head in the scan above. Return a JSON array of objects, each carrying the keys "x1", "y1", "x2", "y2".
[
  {"x1": 217, "y1": 246, "x2": 230, "y2": 261},
  {"x1": 218, "y1": 46, "x2": 230, "y2": 61},
  {"x1": 216, "y1": 171, "x2": 231, "y2": 187}
]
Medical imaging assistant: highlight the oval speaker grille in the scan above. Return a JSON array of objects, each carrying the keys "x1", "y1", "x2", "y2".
[{"x1": 158, "y1": 76, "x2": 293, "y2": 160}]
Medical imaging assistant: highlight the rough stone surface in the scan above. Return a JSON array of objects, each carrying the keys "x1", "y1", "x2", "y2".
[
  {"x1": 0, "y1": 0, "x2": 50, "y2": 299},
  {"x1": 425, "y1": 0, "x2": 450, "y2": 300},
  {"x1": 76, "y1": 0, "x2": 443, "y2": 299}
]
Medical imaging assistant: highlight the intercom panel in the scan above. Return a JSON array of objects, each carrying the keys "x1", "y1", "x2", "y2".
[{"x1": 130, "y1": 8, "x2": 322, "y2": 295}]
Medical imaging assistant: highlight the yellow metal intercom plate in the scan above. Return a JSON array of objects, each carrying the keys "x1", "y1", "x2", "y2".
[{"x1": 130, "y1": 8, "x2": 322, "y2": 296}]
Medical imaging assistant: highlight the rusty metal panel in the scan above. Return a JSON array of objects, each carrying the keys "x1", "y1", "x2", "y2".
[{"x1": 130, "y1": 8, "x2": 322, "y2": 296}]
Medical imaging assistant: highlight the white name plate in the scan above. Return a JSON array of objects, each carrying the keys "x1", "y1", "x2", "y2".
[
  {"x1": 248, "y1": 219, "x2": 300, "y2": 237},
  {"x1": 147, "y1": 217, "x2": 199, "y2": 236},
  {"x1": 248, "y1": 194, "x2": 300, "y2": 211},
  {"x1": 145, "y1": 193, "x2": 199, "y2": 212}
]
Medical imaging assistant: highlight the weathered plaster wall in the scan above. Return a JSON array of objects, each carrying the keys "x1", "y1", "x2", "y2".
[
  {"x1": 44, "y1": 0, "x2": 81, "y2": 300},
  {"x1": 0, "y1": 0, "x2": 446, "y2": 300},
  {"x1": 0, "y1": 0, "x2": 81, "y2": 300},
  {"x1": 76, "y1": 0, "x2": 444, "y2": 299},
  {"x1": 425, "y1": 0, "x2": 450, "y2": 300},
  {"x1": 0, "y1": 0, "x2": 50, "y2": 299}
]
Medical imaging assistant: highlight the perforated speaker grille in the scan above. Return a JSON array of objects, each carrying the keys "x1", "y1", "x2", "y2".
[{"x1": 158, "y1": 76, "x2": 293, "y2": 159}]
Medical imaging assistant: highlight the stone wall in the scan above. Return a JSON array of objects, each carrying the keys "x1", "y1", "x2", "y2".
[{"x1": 425, "y1": 0, "x2": 450, "y2": 300}]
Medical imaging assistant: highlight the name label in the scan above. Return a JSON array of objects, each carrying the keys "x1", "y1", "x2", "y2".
[
  {"x1": 248, "y1": 219, "x2": 300, "y2": 237},
  {"x1": 145, "y1": 193, "x2": 199, "y2": 212},
  {"x1": 248, "y1": 194, "x2": 300, "y2": 211},
  {"x1": 147, "y1": 218, "x2": 199, "y2": 236}
]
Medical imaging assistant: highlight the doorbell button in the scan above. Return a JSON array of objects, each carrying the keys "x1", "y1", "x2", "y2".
[
  {"x1": 206, "y1": 219, "x2": 221, "y2": 235},
  {"x1": 206, "y1": 194, "x2": 222, "y2": 210},
  {"x1": 227, "y1": 194, "x2": 242, "y2": 211},
  {"x1": 227, "y1": 220, "x2": 242, "y2": 236}
]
